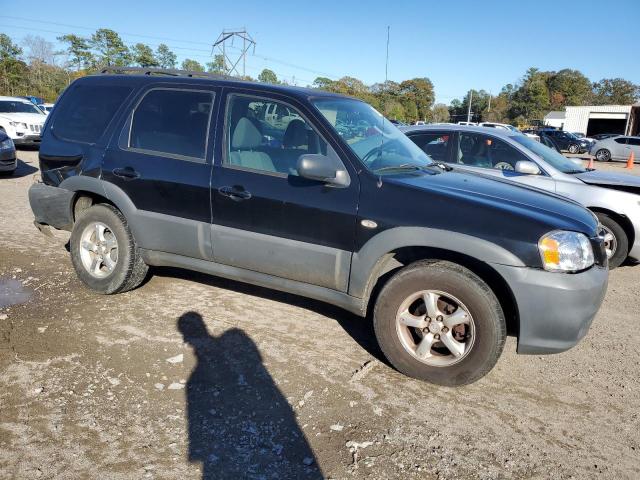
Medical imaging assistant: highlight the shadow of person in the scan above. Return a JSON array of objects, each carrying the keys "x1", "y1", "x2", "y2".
[{"x1": 178, "y1": 311, "x2": 323, "y2": 479}]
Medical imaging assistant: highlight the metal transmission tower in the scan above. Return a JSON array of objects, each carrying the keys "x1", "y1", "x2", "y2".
[{"x1": 212, "y1": 29, "x2": 256, "y2": 77}]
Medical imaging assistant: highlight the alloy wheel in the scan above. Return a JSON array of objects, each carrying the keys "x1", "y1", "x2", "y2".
[
  {"x1": 79, "y1": 222, "x2": 119, "y2": 278},
  {"x1": 395, "y1": 290, "x2": 475, "y2": 367}
]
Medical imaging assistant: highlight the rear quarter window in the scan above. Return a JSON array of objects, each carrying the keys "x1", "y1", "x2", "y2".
[{"x1": 53, "y1": 84, "x2": 132, "y2": 144}]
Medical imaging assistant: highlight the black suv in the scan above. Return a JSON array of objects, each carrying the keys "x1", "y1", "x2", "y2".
[
  {"x1": 29, "y1": 69, "x2": 608, "y2": 386},
  {"x1": 538, "y1": 129, "x2": 588, "y2": 154}
]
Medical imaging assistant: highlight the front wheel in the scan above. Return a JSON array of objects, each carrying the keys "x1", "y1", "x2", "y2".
[
  {"x1": 595, "y1": 149, "x2": 611, "y2": 162},
  {"x1": 568, "y1": 143, "x2": 580, "y2": 154},
  {"x1": 373, "y1": 260, "x2": 506, "y2": 386},
  {"x1": 595, "y1": 212, "x2": 628, "y2": 269},
  {"x1": 70, "y1": 204, "x2": 148, "y2": 294}
]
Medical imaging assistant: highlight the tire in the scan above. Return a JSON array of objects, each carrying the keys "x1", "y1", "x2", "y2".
[
  {"x1": 595, "y1": 212, "x2": 628, "y2": 269},
  {"x1": 373, "y1": 260, "x2": 506, "y2": 386},
  {"x1": 70, "y1": 204, "x2": 148, "y2": 294},
  {"x1": 568, "y1": 144, "x2": 579, "y2": 154},
  {"x1": 595, "y1": 149, "x2": 611, "y2": 162}
]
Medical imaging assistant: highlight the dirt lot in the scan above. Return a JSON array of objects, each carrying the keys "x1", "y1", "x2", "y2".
[{"x1": 1, "y1": 150, "x2": 640, "y2": 479}]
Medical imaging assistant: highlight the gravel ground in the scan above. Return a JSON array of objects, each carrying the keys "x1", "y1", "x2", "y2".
[{"x1": 1, "y1": 149, "x2": 640, "y2": 479}]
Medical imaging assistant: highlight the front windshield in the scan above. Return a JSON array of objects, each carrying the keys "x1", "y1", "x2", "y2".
[
  {"x1": 312, "y1": 98, "x2": 432, "y2": 174},
  {"x1": 0, "y1": 100, "x2": 45, "y2": 115},
  {"x1": 513, "y1": 135, "x2": 586, "y2": 173}
]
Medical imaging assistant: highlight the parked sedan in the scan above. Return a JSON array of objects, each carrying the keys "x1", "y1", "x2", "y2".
[
  {"x1": 402, "y1": 124, "x2": 640, "y2": 268},
  {"x1": 0, "y1": 129, "x2": 17, "y2": 175},
  {"x1": 590, "y1": 136, "x2": 640, "y2": 163}
]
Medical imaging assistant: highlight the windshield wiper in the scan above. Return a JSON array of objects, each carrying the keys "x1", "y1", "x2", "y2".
[
  {"x1": 564, "y1": 169, "x2": 586, "y2": 174},
  {"x1": 374, "y1": 163, "x2": 422, "y2": 174},
  {"x1": 432, "y1": 162, "x2": 452, "y2": 171}
]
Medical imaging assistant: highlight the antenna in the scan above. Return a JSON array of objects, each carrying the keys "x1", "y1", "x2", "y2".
[{"x1": 385, "y1": 25, "x2": 390, "y2": 85}]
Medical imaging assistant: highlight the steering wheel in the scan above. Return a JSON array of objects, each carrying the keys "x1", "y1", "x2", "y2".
[{"x1": 494, "y1": 162, "x2": 514, "y2": 171}]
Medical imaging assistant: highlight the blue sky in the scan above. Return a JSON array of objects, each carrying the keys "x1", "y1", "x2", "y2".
[{"x1": 1, "y1": 0, "x2": 638, "y2": 103}]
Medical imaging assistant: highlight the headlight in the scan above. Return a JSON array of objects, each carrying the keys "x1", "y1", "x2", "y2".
[
  {"x1": 539, "y1": 231, "x2": 594, "y2": 272},
  {"x1": 0, "y1": 138, "x2": 14, "y2": 150},
  {"x1": 9, "y1": 121, "x2": 27, "y2": 129}
]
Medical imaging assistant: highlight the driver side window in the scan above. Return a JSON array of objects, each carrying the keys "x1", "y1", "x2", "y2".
[
  {"x1": 456, "y1": 133, "x2": 530, "y2": 171},
  {"x1": 225, "y1": 94, "x2": 327, "y2": 176}
]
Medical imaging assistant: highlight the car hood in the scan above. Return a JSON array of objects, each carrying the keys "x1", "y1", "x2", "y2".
[
  {"x1": 388, "y1": 168, "x2": 598, "y2": 234},
  {"x1": 575, "y1": 170, "x2": 640, "y2": 191},
  {"x1": 0, "y1": 112, "x2": 46, "y2": 124}
]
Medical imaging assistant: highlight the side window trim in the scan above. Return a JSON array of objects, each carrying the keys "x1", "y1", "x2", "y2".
[
  {"x1": 221, "y1": 91, "x2": 350, "y2": 183},
  {"x1": 118, "y1": 86, "x2": 216, "y2": 164}
]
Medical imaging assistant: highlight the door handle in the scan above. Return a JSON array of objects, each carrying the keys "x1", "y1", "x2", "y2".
[
  {"x1": 112, "y1": 167, "x2": 140, "y2": 180},
  {"x1": 218, "y1": 186, "x2": 252, "y2": 201}
]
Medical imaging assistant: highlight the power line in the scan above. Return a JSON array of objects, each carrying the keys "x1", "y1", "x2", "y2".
[
  {"x1": 0, "y1": 17, "x2": 340, "y2": 80},
  {"x1": 0, "y1": 23, "x2": 317, "y2": 86}
]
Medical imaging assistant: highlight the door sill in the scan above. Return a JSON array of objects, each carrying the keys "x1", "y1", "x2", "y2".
[{"x1": 140, "y1": 249, "x2": 366, "y2": 316}]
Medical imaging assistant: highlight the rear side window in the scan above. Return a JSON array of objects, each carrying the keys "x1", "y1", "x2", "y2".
[
  {"x1": 129, "y1": 89, "x2": 213, "y2": 160},
  {"x1": 53, "y1": 84, "x2": 132, "y2": 144}
]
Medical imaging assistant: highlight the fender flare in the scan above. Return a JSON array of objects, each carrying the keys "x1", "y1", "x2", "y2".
[
  {"x1": 348, "y1": 227, "x2": 525, "y2": 299},
  {"x1": 59, "y1": 175, "x2": 138, "y2": 219}
]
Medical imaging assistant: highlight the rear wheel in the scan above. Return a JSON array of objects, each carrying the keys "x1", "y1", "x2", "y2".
[
  {"x1": 70, "y1": 204, "x2": 148, "y2": 294},
  {"x1": 595, "y1": 212, "x2": 628, "y2": 269},
  {"x1": 595, "y1": 149, "x2": 611, "y2": 162},
  {"x1": 373, "y1": 260, "x2": 506, "y2": 386}
]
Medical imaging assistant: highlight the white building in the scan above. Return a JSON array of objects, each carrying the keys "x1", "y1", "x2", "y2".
[
  {"x1": 562, "y1": 104, "x2": 639, "y2": 136},
  {"x1": 543, "y1": 111, "x2": 565, "y2": 129}
]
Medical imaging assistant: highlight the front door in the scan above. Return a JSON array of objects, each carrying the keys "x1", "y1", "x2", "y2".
[
  {"x1": 102, "y1": 84, "x2": 219, "y2": 260},
  {"x1": 210, "y1": 91, "x2": 359, "y2": 291},
  {"x1": 451, "y1": 131, "x2": 557, "y2": 191}
]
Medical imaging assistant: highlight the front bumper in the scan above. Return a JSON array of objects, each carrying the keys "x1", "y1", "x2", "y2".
[
  {"x1": 13, "y1": 134, "x2": 41, "y2": 145},
  {"x1": 28, "y1": 182, "x2": 75, "y2": 231},
  {"x1": 491, "y1": 263, "x2": 608, "y2": 354}
]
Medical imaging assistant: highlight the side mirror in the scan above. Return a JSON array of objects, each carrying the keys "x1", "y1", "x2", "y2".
[
  {"x1": 297, "y1": 153, "x2": 350, "y2": 187},
  {"x1": 515, "y1": 160, "x2": 541, "y2": 175}
]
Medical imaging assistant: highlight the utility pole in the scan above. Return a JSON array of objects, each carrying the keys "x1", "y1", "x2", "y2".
[
  {"x1": 212, "y1": 29, "x2": 256, "y2": 77},
  {"x1": 467, "y1": 90, "x2": 473, "y2": 123},
  {"x1": 487, "y1": 91, "x2": 492, "y2": 113}
]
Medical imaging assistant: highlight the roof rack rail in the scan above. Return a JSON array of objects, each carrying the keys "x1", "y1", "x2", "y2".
[{"x1": 99, "y1": 66, "x2": 230, "y2": 80}]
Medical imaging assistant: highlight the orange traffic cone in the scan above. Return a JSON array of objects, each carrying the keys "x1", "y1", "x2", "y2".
[
  {"x1": 587, "y1": 157, "x2": 594, "y2": 169},
  {"x1": 626, "y1": 151, "x2": 635, "y2": 170}
]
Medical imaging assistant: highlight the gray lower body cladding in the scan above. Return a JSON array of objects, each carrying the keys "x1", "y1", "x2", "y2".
[
  {"x1": 28, "y1": 182, "x2": 75, "y2": 230},
  {"x1": 492, "y1": 263, "x2": 608, "y2": 354}
]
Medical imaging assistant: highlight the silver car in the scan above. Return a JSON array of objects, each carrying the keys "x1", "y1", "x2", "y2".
[
  {"x1": 401, "y1": 125, "x2": 640, "y2": 268},
  {"x1": 590, "y1": 135, "x2": 640, "y2": 163}
]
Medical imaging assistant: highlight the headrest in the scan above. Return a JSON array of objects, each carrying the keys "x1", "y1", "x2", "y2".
[
  {"x1": 282, "y1": 119, "x2": 307, "y2": 148},
  {"x1": 231, "y1": 117, "x2": 263, "y2": 149}
]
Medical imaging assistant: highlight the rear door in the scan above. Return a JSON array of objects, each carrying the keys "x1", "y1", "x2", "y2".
[
  {"x1": 102, "y1": 84, "x2": 219, "y2": 260},
  {"x1": 209, "y1": 89, "x2": 359, "y2": 291},
  {"x1": 611, "y1": 137, "x2": 628, "y2": 160}
]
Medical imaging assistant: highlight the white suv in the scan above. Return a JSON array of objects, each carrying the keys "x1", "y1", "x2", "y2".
[{"x1": 0, "y1": 96, "x2": 47, "y2": 146}]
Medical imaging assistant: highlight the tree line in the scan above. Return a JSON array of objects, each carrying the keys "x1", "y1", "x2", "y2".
[
  {"x1": 449, "y1": 68, "x2": 639, "y2": 126},
  {"x1": 1, "y1": 30, "x2": 638, "y2": 126}
]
